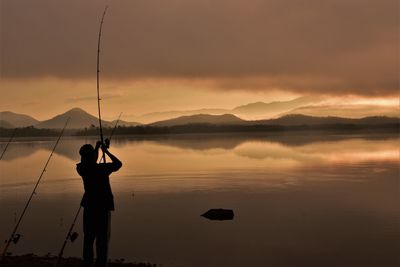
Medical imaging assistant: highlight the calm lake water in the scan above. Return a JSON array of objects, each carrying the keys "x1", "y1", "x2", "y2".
[{"x1": 0, "y1": 133, "x2": 399, "y2": 267}]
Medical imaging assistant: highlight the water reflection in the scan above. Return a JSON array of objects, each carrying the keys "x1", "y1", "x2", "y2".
[
  {"x1": 0, "y1": 134, "x2": 398, "y2": 193},
  {"x1": 0, "y1": 133, "x2": 398, "y2": 163},
  {"x1": 0, "y1": 133, "x2": 399, "y2": 267}
]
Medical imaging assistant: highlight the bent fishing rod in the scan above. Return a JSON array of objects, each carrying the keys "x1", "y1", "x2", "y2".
[
  {"x1": 55, "y1": 112, "x2": 121, "y2": 267},
  {"x1": 97, "y1": 5, "x2": 108, "y2": 164},
  {"x1": 1, "y1": 118, "x2": 70, "y2": 259},
  {"x1": 55, "y1": 7, "x2": 111, "y2": 266},
  {"x1": 0, "y1": 128, "x2": 17, "y2": 161}
]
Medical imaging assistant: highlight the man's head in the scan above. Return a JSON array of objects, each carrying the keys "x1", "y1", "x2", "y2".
[{"x1": 79, "y1": 144, "x2": 97, "y2": 163}]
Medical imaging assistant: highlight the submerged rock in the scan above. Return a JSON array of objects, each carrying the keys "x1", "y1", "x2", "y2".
[{"x1": 201, "y1": 209, "x2": 234, "y2": 220}]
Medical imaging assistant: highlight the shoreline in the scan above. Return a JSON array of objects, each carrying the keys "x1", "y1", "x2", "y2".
[
  {"x1": 0, "y1": 127, "x2": 398, "y2": 142},
  {"x1": 0, "y1": 254, "x2": 157, "y2": 267}
]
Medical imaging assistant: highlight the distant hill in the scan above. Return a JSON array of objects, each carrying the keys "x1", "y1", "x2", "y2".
[
  {"x1": 0, "y1": 120, "x2": 15, "y2": 128},
  {"x1": 148, "y1": 113, "x2": 398, "y2": 128},
  {"x1": 135, "y1": 108, "x2": 229, "y2": 124},
  {"x1": 0, "y1": 111, "x2": 39, "y2": 127},
  {"x1": 256, "y1": 114, "x2": 399, "y2": 126},
  {"x1": 150, "y1": 114, "x2": 247, "y2": 127},
  {"x1": 356, "y1": 116, "x2": 400, "y2": 125},
  {"x1": 134, "y1": 97, "x2": 319, "y2": 123},
  {"x1": 280, "y1": 104, "x2": 400, "y2": 118},
  {"x1": 112, "y1": 119, "x2": 141, "y2": 127},
  {"x1": 232, "y1": 96, "x2": 318, "y2": 119},
  {"x1": 36, "y1": 108, "x2": 113, "y2": 129},
  {"x1": 0, "y1": 108, "x2": 141, "y2": 129}
]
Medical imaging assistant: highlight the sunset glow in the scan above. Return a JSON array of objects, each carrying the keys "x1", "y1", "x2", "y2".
[{"x1": 1, "y1": 0, "x2": 398, "y2": 122}]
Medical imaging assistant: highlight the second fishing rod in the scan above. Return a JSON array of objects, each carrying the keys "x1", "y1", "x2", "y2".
[
  {"x1": 1, "y1": 118, "x2": 70, "y2": 259},
  {"x1": 0, "y1": 128, "x2": 17, "y2": 161},
  {"x1": 55, "y1": 115, "x2": 122, "y2": 267}
]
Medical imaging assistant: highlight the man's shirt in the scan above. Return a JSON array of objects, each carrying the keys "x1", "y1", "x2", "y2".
[{"x1": 77, "y1": 160, "x2": 122, "y2": 211}]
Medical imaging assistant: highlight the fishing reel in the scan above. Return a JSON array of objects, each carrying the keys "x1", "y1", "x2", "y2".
[
  {"x1": 4, "y1": 233, "x2": 21, "y2": 244},
  {"x1": 12, "y1": 233, "x2": 21, "y2": 244},
  {"x1": 105, "y1": 138, "x2": 110, "y2": 149},
  {"x1": 69, "y1": 232, "x2": 79, "y2": 243}
]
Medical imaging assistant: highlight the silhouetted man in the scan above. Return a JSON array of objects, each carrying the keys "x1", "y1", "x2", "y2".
[{"x1": 77, "y1": 140, "x2": 122, "y2": 267}]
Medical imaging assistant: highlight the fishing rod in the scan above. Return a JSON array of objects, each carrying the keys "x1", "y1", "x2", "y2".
[
  {"x1": 54, "y1": 112, "x2": 122, "y2": 267},
  {"x1": 0, "y1": 128, "x2": 17, "y2": 161},
  {"x1": 1, "y1": 118, "x2": 70, "y2": 259},
  {"x1": 106, "y1": 112, "x2": 123, "y2": 148},
  {"x1": 54, "y1": 112, "x2": 119, "y2": 265},
  {"x1": 54, "y1": 205, "x2": 81, "y2": 267},
  {"x1": 97, "y1": 6, "x2": 108, "y2": 164},
  {"x1": 55, "y1": 7, "x2": 111, "y2": 265}
]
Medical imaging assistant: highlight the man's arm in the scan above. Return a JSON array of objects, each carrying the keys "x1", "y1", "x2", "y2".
[
  {"x1": 95, "y1": 141, "x2": 102, "y2": 162},
  {"x1": 101, "y1": 143, "x2": 122, "y2": 171}
]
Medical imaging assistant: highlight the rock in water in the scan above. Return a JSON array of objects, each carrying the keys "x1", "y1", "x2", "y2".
[{"x1": 201, "y1": 209, "x2": 234, "y2": 220}]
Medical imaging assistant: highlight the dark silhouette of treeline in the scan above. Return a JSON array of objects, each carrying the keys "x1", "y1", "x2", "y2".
[
  {"x1": 75, "y1": 123, "x2": 399, "y2": 136},
  {"x1": 0, "y1": 126, "x2": 60, "y2": 137},
  {"x1": 1, "y1": 123, "x2": 398, "y2": 138}
]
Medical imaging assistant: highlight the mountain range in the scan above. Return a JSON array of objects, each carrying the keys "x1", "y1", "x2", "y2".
[
  {"x1": 150, "y1": 113, "x2": 398, "y2": 127},
  {"x1": 131, "y1": 97, "x2": 398, "y2": 123},
  {"x1": 279, "y1": 104, "x2": 399, "y2": 118},
  {"x1": 150, "y1": 114, "x2": 246, "y2": 127},
  {"x1": 133, "y1": 96, "x2": 319, "y2": 123},
  {"x1": 0, "y1": 111, "x2": 39, "y2": 127},
  {"x1": 0, "y1": 108, "x2": 141, "y2": 129},
  {"x1": 1, "y1": 103, "x2": 398, "y2": 130}
]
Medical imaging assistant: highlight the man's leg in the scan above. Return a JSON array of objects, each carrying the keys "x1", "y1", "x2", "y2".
[
  {"x1": 83, "y1": 208, "x2": 96, "y2": 267},
  {"x1": 95, "y1": 210, "x2": 111, "y2": 267}
]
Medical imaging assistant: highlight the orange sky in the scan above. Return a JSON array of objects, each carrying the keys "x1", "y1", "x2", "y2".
[{"x1": 0, "y1": 0, "x2": 399, "y2": 120}]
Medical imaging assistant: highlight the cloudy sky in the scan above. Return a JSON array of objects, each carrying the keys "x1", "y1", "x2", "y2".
[{"x1": 0, "y1": 0, "x2": 398, "y2": 120}]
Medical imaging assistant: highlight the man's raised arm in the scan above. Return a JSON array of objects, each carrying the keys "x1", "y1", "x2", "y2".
[{"x1": 101, "y1": 142, "x2": 122, "y2": 171}]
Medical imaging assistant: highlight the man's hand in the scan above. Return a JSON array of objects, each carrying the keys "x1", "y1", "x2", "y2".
[
  {"x1": 96, "y1": 141, "x2": 102, "y2": 148},
  {"x1": 105, "y1": 138, "x2": 110, "y2": 148},
  {"x1": 100, "y1": 142, "x2": 108, "y2": 152}
]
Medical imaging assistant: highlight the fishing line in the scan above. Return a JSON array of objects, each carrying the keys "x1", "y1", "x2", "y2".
[
  {"x1": 55, "y1": 7, "x2": 111, "y2": 266},
  {"x1": 97, "y1": 6, "x2": 109, "y2": 164},
  {"x1": 105, "y1": 112, "x2": 123, "y2": 148},
  {"x1": 0, "y1": 128, "x2": 17, "y2": 161},
  {"x1": 1, "y1": 118, "x2": 70, "y2": 258},
  {"x1": 54, "y1": 205, "x2": 81, "y2": 267},
  {"x1": 55, "y1": 112, "x2": 122, "y2": 267},
  {"x1": 0, "y1": 128, "x2": 18, "y2": 232}
]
